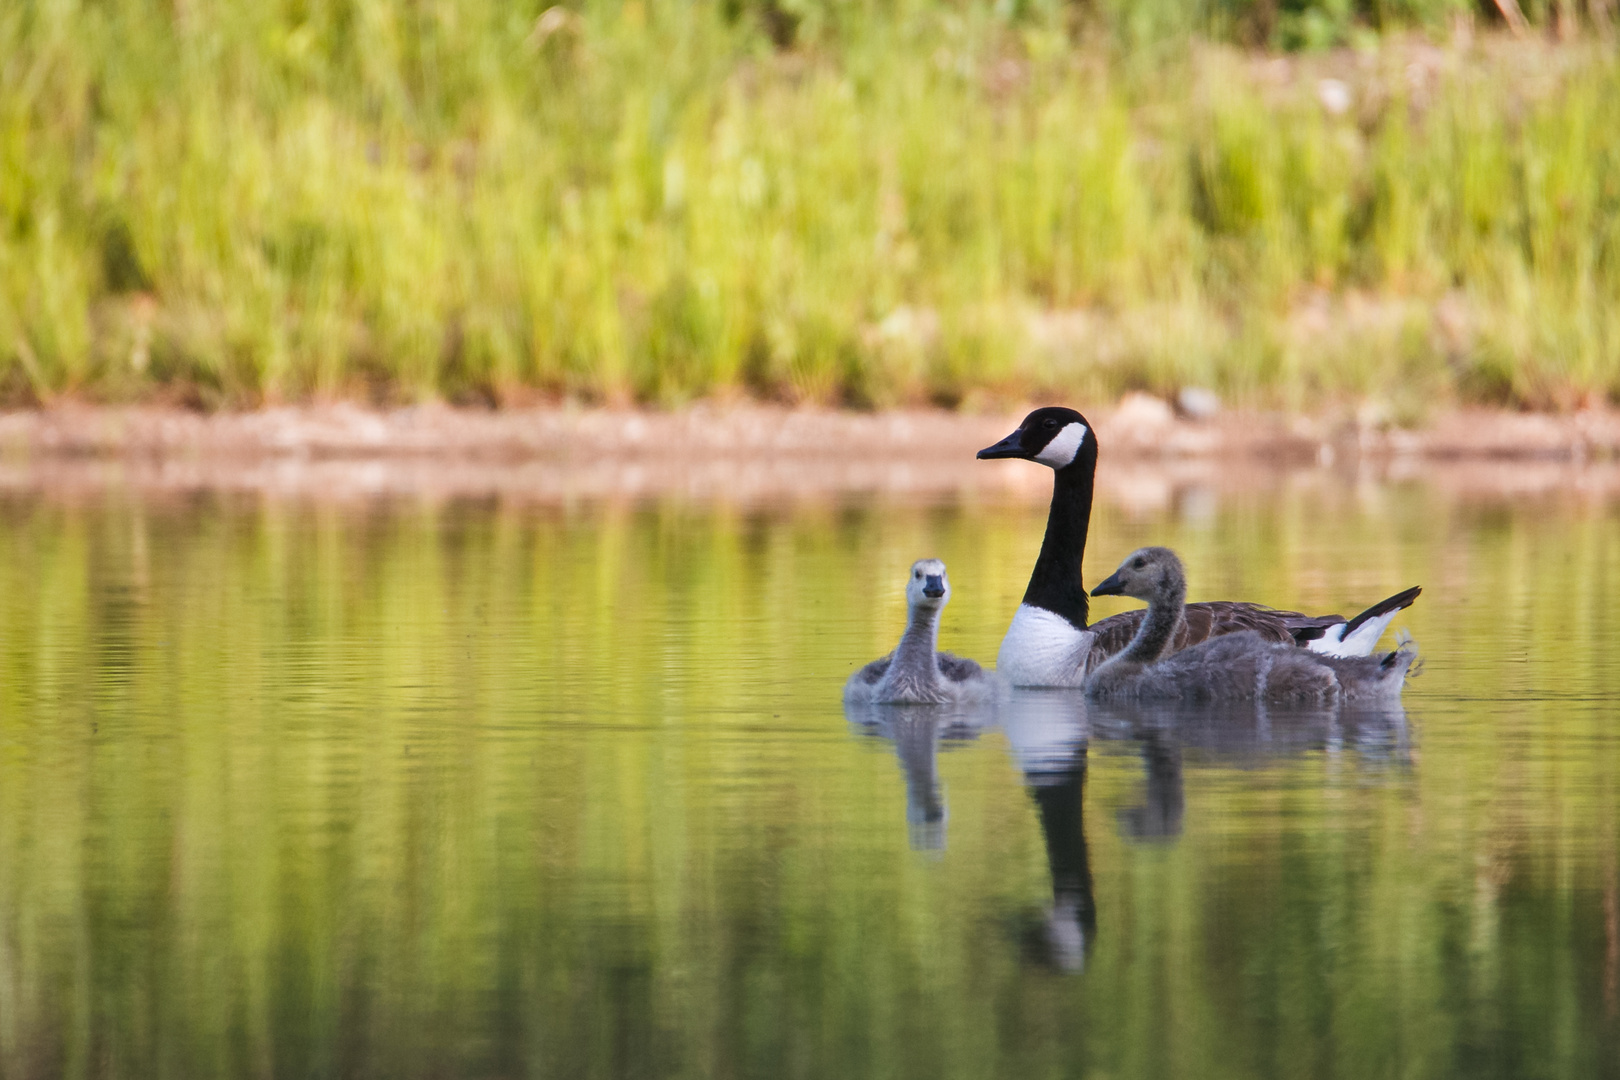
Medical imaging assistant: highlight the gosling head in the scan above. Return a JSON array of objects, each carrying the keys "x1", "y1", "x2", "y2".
[
  {"x1": 976, "y1": 406, "x2": 1096, "y2": 471},
  {"x1": 1090, "y1": 547, "x2": 1185, "y2": 603},
  {"x1": 906, "y1": 559, "x2": 951, "y2": 610}
]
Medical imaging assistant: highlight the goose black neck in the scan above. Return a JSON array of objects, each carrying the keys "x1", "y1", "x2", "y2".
[{"x1": 1021, "y1": 457, "x2": 1096, "y2": 629}]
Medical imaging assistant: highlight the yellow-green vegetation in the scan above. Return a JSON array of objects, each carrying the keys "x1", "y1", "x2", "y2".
[
  {"x1": 0, "y1": 484, "x2": 1616, "y2": 1078},
  {"x1": 2, "y1": 1, "x2": 1619, "y2": 410}
]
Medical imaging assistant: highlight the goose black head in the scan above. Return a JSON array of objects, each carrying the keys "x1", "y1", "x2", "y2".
[
  {"x1": 906, "y1": 558, "x2": 951, "y2": 609},
  {"x1": 976, "y1": 407, "x2": 1096, "y2": 470},
  {"x1": 1091, "y1": 547, "x2": 1184, "y2": 603}
]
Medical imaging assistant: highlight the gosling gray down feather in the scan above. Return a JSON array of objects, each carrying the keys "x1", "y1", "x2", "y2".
[
  {"x1": 844, "y1": 559, "x2": 1003, "y2": 705},
  {"x1": 1083, "y1": 547, "x2": 1417, "y2": 704}
]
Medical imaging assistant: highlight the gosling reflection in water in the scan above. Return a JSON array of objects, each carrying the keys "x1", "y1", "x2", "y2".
[
  {"x1": 1117, "y1": 727, "x2": 1185, "y2": 841},
  {"x1": 1088, "y1": 698, "x2": 1411, "y2": 771},
  {"x1": 1089, "y1": 697, "x2": 1412, "y2": 843},
  {"x1": 845, "y1": 704, "x2": 989, "y2": 851},
  {"x1": 848, "y1": 692, "x2": 1100, "y2": 969},
  {"x1": 849, "y1": 693, "x2": 1408, "y2": 974},
  {"x1": 1001, "y1": 691, "x2": 1096, "y2": 972}
]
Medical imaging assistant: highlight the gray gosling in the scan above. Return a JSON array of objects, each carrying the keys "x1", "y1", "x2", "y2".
[
  {"x1": 1083, "y1": 547, "x2": 1416, "y2": 704},
  {"x1": 844, "y1": 560, "x2": 1002, "y2": 705}
]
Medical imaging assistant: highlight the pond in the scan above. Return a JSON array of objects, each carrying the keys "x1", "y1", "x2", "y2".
[{"x1": 0, "y1": 463, "x2": 1617, "y2": 1080}]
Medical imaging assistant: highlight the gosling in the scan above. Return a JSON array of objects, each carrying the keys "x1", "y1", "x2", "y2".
[
  {"x1": 1083, "y1": 547, "x2": 1416, "y2": 704},
  {"x1": 844, "y1": 560, "x2": 1002, "y2": 705}
]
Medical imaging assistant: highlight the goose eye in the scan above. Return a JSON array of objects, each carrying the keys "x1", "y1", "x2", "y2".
[
  {"x1": 1043, "y1": 418, "x2": 1057, "y2": 429},
  {"x1": 1132, "y1": 557, "x2": 1147, "y2": 570}
]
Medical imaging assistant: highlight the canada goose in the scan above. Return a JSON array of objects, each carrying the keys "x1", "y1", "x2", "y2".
[
  {"x1": 976, "y1": 406, "x2": 1422, "y2": 686},
  {"x1": 844, "y1": 559, "x2": 1002, "y2": 705},
  {"x1": 1083, "y1": 547, "x2": 1417, "y2": 704}
]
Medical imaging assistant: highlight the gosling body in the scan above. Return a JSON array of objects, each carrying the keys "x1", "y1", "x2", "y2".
[
  {"x1": 845, "y1": 560, "x2": 1002, "y2": 706},
  {"x1": 1083, "y1": 548, "x2": 1416, "y2": 704}
]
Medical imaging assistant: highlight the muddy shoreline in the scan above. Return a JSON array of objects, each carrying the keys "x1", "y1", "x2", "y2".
[
  {"x1": 2, "y1": 400, "x2": 1618, "y2": 503},
  {"x1": 5, "y1": 399, "x2": 1620, "y2": 461}
]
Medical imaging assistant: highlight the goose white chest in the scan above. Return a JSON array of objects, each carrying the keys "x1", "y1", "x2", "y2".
[{"x1": 997, "y1": 604, "x2": 1095, "y2": 688}]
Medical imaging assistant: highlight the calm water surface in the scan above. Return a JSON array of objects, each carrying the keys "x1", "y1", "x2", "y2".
[{"x1": 1, "y1": 473, "x2": 1617, "y2": 1079}]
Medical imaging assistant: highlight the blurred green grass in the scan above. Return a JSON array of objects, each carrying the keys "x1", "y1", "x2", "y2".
[{"x1": 2, "y1": 1, "x2": 1619, "y2": 412}]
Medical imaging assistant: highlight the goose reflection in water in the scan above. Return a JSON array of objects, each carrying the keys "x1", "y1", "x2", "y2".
[
  {"x1": 846, "y1": 692, "x2": 1100, "y2": 971},
  {"x1": 1116, "y1": 726, "x2": 1185, "y2": 841},
  {"x1": 1100, "y1": 696, "x2": 1410, "y2": 838},
  {"x1": 1001, "y1": 691, "x2": 1097, "y2": 972},
  {"x1": 846, "y1": 692, "x2": 1410, "y2": 975},
  {"x1": 1088, "y1": 697, "x2": 1412, "y2": 772},
  {"x1": 844, "y1": 704, "x2": 989, "y2": 851},
  {"x1": 1092, "y1": 697, "x2": 1411, "y2": 849}
]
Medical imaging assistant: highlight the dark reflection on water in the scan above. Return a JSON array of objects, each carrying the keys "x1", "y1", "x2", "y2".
[
  {"x1": 1, "y1": 480, "x2": 1619, "y2": 1079},
  {"x1": 1013, "y1": 698, "x2": 1097, "y2": 976}
]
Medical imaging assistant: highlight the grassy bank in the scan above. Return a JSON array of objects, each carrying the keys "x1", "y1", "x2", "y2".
[{"x1": 2, "y1": 2, "x2": 1619, "y2": 412}]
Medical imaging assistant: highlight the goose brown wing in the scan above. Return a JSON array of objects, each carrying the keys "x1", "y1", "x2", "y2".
[
  {"x1": 1088, "y1": 601, "x2": 1330, "y2": 662},
  {"x1": 1182, "y1": 602, "x2": 1327, "y2": 647}
]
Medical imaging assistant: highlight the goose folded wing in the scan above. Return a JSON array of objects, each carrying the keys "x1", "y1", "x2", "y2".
[{"x1": 1088, "y1": 601, "x2": 1326, "y2": 661}]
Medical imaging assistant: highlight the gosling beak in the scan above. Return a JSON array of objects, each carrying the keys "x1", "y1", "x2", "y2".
[
  {"x1": 1091, "y1": 571, "x2": 1127, "y2": 597},
  {"x1": 922, "y1": 575, "x2": 946, "y2": 599},
  {"x1": 976, "y1": 429, "x2": 1027, "y2": 460}
]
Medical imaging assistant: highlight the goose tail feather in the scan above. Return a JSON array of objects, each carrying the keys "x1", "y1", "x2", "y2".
[{"x1": 1307, "y1": 585, "x2": 1422, "y2": 658}]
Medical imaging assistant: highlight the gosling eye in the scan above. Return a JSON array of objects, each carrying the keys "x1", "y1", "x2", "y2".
[
  {"x1": 914, "y1": 570, "x2": 922, "y2": 579},
  {"x1": 1132, "y1": 557, "x2": 1147, "y2": 570}
]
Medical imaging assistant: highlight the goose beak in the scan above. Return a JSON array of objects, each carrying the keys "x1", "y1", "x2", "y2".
[
  {"x1": 922, "y1": 575, "x2": 946, "y2": 599},
  {"x1": 1091, "y1": 571, "x2": 1127, "y2": 597},
  {"x1": 976, "y1": 429, "x2": 1027, "y2": 460}
]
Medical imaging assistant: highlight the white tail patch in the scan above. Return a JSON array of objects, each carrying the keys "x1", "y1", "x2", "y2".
[{"x1": 1305, "y1": 608, "x2": 1405, "y2": 658}]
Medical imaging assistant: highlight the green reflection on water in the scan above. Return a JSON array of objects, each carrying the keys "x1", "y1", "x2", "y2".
[{"x1": 0, "y1": 479, "x2": 1616, "y2": 1080}]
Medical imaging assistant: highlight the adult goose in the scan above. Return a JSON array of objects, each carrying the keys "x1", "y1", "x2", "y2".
[
  {"x1": 1083, "y1": 547, "x2": 1416, "y2": 703},
  {"x1": 844, "y1": 560, "x2": 1002, "y2": 705},
  {"x1": 977, "y1": 406, "x2": 1421, "y2": 687}
]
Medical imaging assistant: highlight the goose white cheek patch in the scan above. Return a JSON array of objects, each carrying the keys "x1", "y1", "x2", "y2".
[{"x1": 1034, "y1": 423, "x2": 1088, "y2": 468}]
